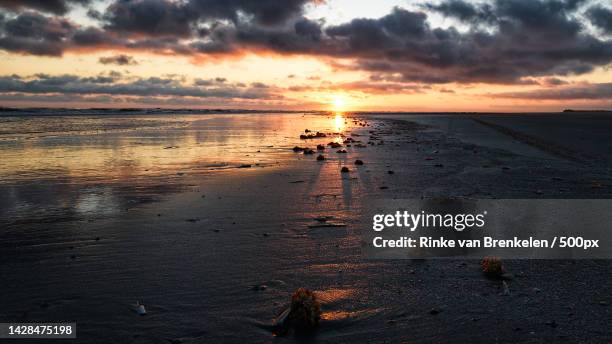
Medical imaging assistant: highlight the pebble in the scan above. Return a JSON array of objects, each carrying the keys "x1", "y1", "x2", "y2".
[{"x1": 545, "y1": 320, "x2": 557, "y2": 328}]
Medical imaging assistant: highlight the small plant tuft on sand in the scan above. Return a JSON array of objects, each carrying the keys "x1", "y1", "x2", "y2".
[
  {"x1": 288, "y1": 288, "x2": 321, "y2": 331},
  {"x1": 481, "y1": 257, "x2": 505, "y2": 278}
]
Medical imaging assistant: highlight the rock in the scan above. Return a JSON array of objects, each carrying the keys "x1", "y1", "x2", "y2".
[
  {"x1": 316, "y1": 144, "x2": 325, "y2": 150},
  {"x1": 136, "y1": 302, "x2": 146, "y2": 316},
  {"x1": 545, "y1": 320, "x2": 557, "y2": 328},
  {"x1": 238, "y1": 164, "x2": 252, "y2": 168},
  {"x1": 337, "y1": 149, "x2": 347, "y2": 153},
  {"x1": 316, "y1": 154, "x2": 325, "y2": 161},
  {"x1": 388, "y1": 170, "x2": 395, "y2": 174},
  {"x1": 303, "y1": 149, "x2": 315, "y2": 155},
  {"x1": 293, "y1": 146, "x2": 305, "y2": 152},
  {"x1": 379, "y1": 186, "x2": 389, "y2": 190},
  {"x1": 251, "y1": 284, "x2": 268, "y2": 291},
  {"x1": 355, "y1": 159, "x2": 364, "y2": 165},
  {"x1": 300, "y1": 132, "x2": 326, "y2": 139},
  {"x1": 434, "y1": 163, "x2": 444, "y2": 167},
  {"x1": 341, "y1": 167, "x2": 350, "y2": 173},
  {"x1": 430, "y1": 308, "x2": 440, "y2": 315},
  {"x1": 328, "y1": 142, "x2": 342, "y2": 148}
]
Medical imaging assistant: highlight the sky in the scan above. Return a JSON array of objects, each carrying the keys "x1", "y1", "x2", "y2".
[{"x1": 0, "y1": 0, "x2": 611, "y2": 111}]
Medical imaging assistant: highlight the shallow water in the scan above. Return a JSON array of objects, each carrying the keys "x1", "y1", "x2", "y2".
[
  {"x1": 0, "y1": 113, "x2": 350, "y2": 184},
  {"x1": 0, "y1": 113, "x2": 355, "y2": 228}
]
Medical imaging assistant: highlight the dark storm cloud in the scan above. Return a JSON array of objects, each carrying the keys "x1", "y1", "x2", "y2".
[
  {"x1": 424, "y1": 0, "x2": 494, "y2": 22},
  {"x1": 312, "y1": 1, "x2": 612, "y2": 84},
  {"x1": 0, "y1": 11, "x2": 74, "y2": 55},
  {"x1": 492, "y1": 82, "x2": 612, "y2": 99},
  {"x1": 588, "y1": 5, "x2": 612, "y2": 34},
  {"x1": 102, "y1": 0, "x2": 194, "y2": 37},
  {"x1": 0, "y1": 74, "x2": 277, "y2": 99},
  {"x1": 185, "y1": 0, "x2": 313, "y2": 26},
  {"x1": 0, "y1": 0, "x2": 90, "y2": 15},
  {"x1": 0, "y1": 0, "x2": 611, "y2": 86},
  {"x1": 99, "y1": 54, "x2": 138, "y2": 65},
  {"x1": 101, "y1": 0, "x2": 314, "y2": 37}
]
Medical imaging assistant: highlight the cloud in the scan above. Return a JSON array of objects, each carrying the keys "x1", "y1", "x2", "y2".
[
  {"x1": 102, "y1": 0, "x2": 194, "y2": 37},
  {"x1": 0, "y1": 0, "x2": 611, "y2": 87},
  {"x1": 99, "y1": 54, "x2": 138, "y2": 65},
  {"x1": 424, "y1": 0, "x2": 493, "y2": 22},
  {"x1": 0, "y1": 73, "x2": 279, "y2": 100},
  {"x1": 0, "y1": 11, "x2": 74, "y2": 55},
  {"x1": 492, "y1": 82, "x2": 612, "y2": 99},
  {"x1": 587, "y1": 5, "x2": 612, "y2": 34},
  {"x1": 0, "y1": 0, "x2": 90, "y2": 15},
  {"x1": 100, "y1": 0, "x2": 315, "y2": 38}
]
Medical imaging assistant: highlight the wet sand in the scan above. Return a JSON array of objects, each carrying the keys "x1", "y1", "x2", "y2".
[{"x1": 0, "y1": 112, "x2": 611, "y2": 343}]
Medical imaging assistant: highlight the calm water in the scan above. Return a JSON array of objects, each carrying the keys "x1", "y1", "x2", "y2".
[
  {"x1": 0, "y1": 113, "x2": 354, "y2": 228},
  {"x1": 0, "y1": 113, "x2": 350, "y2": 184}
]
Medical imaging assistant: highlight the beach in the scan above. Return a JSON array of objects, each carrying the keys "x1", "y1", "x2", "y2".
[{"x1": 1, "y1": 112, "x2": 611, "y2": 343}]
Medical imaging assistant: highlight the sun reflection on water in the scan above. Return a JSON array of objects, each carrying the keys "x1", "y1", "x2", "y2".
[{"x1": 334, "y1": 113, "x2": 345, "y2": 133}]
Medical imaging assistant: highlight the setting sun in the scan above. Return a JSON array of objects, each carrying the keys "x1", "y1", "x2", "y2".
[{"x1": 331, "y1": 95, "x2": 346, "y2": 111}]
